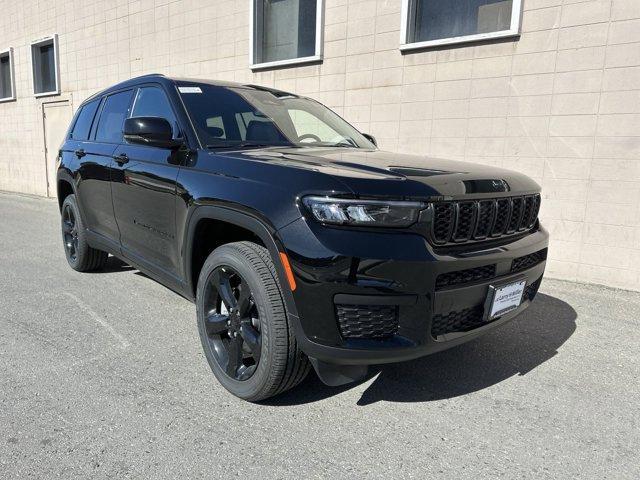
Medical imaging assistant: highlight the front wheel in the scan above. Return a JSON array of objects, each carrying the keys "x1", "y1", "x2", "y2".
[{"x1": 196, "y1": 242, "x2": 309, "y2": 401}]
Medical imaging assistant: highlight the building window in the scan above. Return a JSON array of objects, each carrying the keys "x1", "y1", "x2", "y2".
[
  {"x1": 31, "y1": 34, "x2": 60, "y2": 97},
  {"x1": 400, "y1": 0, "x2": 522, "y2": 50},
  {"x1": 0, "y1": 47, "x2": 16, "y2": 102},
  {"x1": 250, "y1": 0, "x2": 324, "y2": 70}
]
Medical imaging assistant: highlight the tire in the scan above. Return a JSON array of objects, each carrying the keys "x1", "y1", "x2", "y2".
[
  {"x1": 61, "y1": 194, "x2": 108, "y2": 272},
  {"x1": 196, "y1": 241, "x2": 309, "y2": 401}
]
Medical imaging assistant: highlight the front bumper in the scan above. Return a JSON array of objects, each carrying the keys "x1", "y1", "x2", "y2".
[{"x1": 277, "y1": 217, "x2": 549, "y2": 366}]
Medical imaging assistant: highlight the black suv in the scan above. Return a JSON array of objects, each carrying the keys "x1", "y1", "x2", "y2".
[{"x1": 57, "y1": 74, "x2": 548, "y2": 401}]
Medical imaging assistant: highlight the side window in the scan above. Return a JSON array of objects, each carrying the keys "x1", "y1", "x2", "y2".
[
  {"x1": 131, "y1": 86, "x2": 178, "y2": 138},
  {"x1": 95, "y1": 90, "x2": 133, "y2": 143},
  {"x1": 70, "y1": 99, "x2": 100, "y2": 141}
]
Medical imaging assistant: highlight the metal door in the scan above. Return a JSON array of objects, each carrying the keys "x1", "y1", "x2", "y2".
[{"x1": 43, "y1": 101, "x2": 73, "y2": 197}]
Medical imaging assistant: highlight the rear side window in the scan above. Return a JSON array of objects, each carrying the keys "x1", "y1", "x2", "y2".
[
  {"x1": 70, "y1": 99, "x2": 100, "y2": 141},
  {"x1": 131, "y1": 86, "x2": 178, "y2": 137},
  {"x1": 95, "y1": 90, "x2": 133, "y2": 143}
]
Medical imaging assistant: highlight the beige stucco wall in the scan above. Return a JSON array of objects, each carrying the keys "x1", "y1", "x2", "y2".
[{"x1": 0, "y1": 0, "x2": 639, "y2": 291}]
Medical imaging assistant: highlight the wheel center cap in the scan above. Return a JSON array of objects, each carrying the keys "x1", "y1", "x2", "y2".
[{"x1": 229, "y1": 310, "x2": 241, "y2": 331}]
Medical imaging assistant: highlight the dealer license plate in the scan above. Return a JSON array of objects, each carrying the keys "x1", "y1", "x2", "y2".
[{"x1": 487, "y1": 280, "x2": 526, "y2": 320}]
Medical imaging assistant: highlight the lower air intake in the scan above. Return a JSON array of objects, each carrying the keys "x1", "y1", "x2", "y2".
[
  {"x1": 431, "y1": 276, "x2": 542, "y2": 337},
  {"x1": 336, "y1": 304, "x2": 399, "y2": 339},
  {"x1": 431, "y1": 306, "x2": 484, "y2": 337},
  {"x1": 435, "y1": 264, "x2": 497, "y2": 290},
  {"x1": 511, "y1": 249, "x2": 548, "y2": 273}
]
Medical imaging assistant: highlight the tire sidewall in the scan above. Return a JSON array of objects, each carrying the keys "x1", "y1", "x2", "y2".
[
  {"x1": 196, "y1": 245, "x2": 279, "y2": 400},
  {"x1": 61, "y1": 195, "x2": 82, "y2": 269}
]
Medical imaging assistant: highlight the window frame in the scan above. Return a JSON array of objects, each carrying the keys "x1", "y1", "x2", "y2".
[
  {"x1": 399, "y1": 0, "x2": 523, "y2": 51},
  {"x1": 129, "y1": 83, "x2": 183, "y2": 142},
  {"x1": 30, "y1": 34, "x2": 61, "y2": 97},
  {"x1": 249, "y1": 0, "x2": 325, "y2": 71},
  {"x1": 93, "y1": 88, "x2": 135, "y2": 144},
  {"x1": 0, "y1": 47, "x2": 16, "y2": 102},
  {"x1": 68, "y1": 98, "x2": 101, "y2": 141}
]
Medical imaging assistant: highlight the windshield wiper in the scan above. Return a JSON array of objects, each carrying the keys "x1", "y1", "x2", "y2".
[
  {"x1": 327, "y1": 141, "x2": 358, "y2": 148},
  {"x1": 206, "y1": 142, "x2": 281, "y2": 150}
]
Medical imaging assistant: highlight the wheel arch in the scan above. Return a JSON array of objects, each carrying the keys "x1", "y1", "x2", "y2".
[
  {"x1": 56, "y1": 170, "x2": 76, "y2": 210},
  {"x1": 184, "y1": 205, "x2": 300, "y2": 319}
]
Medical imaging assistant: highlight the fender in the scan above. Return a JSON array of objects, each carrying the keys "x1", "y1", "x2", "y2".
[
  {"x1": 56, "y1": 168, "x2": 77, "y2": 207},
  {"x1": 183, "y1": 204, "x2": 301, "y2": 320},
  {"x1": 56, "y1": 168, "x2": 89, "y2": 224}
]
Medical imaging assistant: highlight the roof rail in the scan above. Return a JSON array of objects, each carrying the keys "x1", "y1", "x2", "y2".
[{"x1": 131, "y1": 73, "x2": 165, "y2": 79}]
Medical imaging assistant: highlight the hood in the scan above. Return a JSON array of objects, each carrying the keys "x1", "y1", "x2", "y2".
[{"x1": 219, "y1": 147, "x2": 541, "y2": 199}]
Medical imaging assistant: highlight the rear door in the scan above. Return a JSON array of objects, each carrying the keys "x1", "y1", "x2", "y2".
[
  {"x1": 63, "y1": 96, "x2": 119, "y2": 243},
  {"x1": 111, "y1": 84, "x2": 184, "y2": 278},
  {"x1": 74, "y1": 90, "x2": 134, "y2": 244}
]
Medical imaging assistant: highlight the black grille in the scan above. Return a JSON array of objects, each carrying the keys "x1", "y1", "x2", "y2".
[
  {"x1": 336, "y1": 304, "x2": 398, "y2": 339},
  {"x1": 507, "y1": 197, "x2": 524, "y2": 233},
  {"x1": 431, "y1": 306, "x2": 484, "y2": 337},
  {"x1": 493, "y1": 198, "x2": 511, "y2": 235},
  {"x1": 522, "y1": 195, "x2": 534, "y2": 229},
  {"x1": 429, "y1": 194, "x2": 541, "y2": 246},
  {"x1": 474, "y1": 200, "x2": 495, "y2": 238},
  {"x1": 523, "y1": 278, "x2": 542, "y2": 302},
  {"x1": 433, "y1": 203, "x2": 455, "y2": 243},
  {"x1": 435, "y1": 264, "x2": 497, "y2": 290},
  {"x1": 523, "y1": 194, "x2": 541, "y2": 229},
  {"x1": 452, "y1": 202, "x2": 476, "y2": 241},
  {"x1": 432, "y1": 277, "x2": 543, "y2": 337},
  {"x1": 511, "y1": 249, "x2": 548, "y2": 274}
]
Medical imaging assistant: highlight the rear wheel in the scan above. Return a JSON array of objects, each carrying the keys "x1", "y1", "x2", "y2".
[
  {"x1": 196, "y1": 241, "x2": 309, "y2": 401},
  {"x1": 61, "y1": 195, "x2": 108, "y2": 271}
]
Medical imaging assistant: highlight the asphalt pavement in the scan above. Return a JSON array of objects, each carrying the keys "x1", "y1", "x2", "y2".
[{"x1": 0, "y1": 191, "x2": 638, "y2": 479}]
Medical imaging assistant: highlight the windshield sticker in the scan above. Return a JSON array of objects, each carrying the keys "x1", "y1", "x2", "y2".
[{"x1": 178, "y1": 86, "x2": 202, "y2": 93}]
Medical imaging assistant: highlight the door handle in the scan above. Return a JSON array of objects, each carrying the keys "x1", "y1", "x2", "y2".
[
  {"x1": 74, "y1": 149, "x2": 86, "y2": 158},
  {"x1": 113, "y1": 153, "x2": 129, "y2": 166}
]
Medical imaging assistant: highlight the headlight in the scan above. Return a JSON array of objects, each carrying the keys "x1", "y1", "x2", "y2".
[{"x1": 302, "y1": 196, "x2": 425, "y2": 227}]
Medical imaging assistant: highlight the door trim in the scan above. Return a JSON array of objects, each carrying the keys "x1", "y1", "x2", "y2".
[{"x1": 42, "y1": 98, "x2": 73, "y2": 197}]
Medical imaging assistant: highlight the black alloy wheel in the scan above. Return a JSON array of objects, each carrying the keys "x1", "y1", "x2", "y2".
[
  {"x1": 202, "y1": 266, "x2": 262, "y2": 381},
  {"x1": 196, "y1": 242, "x2": 310, "y2": 401},
  {"x1": 60, "y1": 194, "x2": 108, "y2": 271},
  {"x1": 62, "y1": 202, "x2": 79, "y2": 262}
]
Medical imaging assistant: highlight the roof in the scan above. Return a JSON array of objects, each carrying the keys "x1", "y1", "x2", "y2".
[{"x1": 81, "y1": 73, "x2": 296, "y2": 106}]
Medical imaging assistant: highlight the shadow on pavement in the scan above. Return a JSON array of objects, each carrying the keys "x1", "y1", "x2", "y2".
[
  {"x1": 265, "y1": 292, "x2": 577, "y2": 406},
  {"x1": 87, "y1": 256, "x2": 135, "y2": 274}
]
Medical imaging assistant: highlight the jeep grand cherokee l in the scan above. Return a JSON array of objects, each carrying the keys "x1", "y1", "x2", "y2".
[{"x1": 57, "y1": 74, "x2": 548, "y2": 401}]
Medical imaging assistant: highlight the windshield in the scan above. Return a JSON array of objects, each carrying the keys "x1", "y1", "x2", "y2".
[{"x1": 178, "y1": 84, "x2": 376, "y2": 149}]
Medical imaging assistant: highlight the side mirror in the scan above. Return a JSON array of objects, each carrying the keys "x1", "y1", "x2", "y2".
[
  {"x1": 362, "y1": 133, "x2": 377, "y2": 147},
  {"x1": 124, "y1": 117, "x2": 182, "y2": 149}
]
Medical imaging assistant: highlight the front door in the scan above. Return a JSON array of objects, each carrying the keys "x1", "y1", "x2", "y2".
[
  {"x1": 111, "y1": 85, "x2": 183, "y2": 279},
  {"x1": 43, "y1": 101, "x2": 73, "y2": 197}
]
